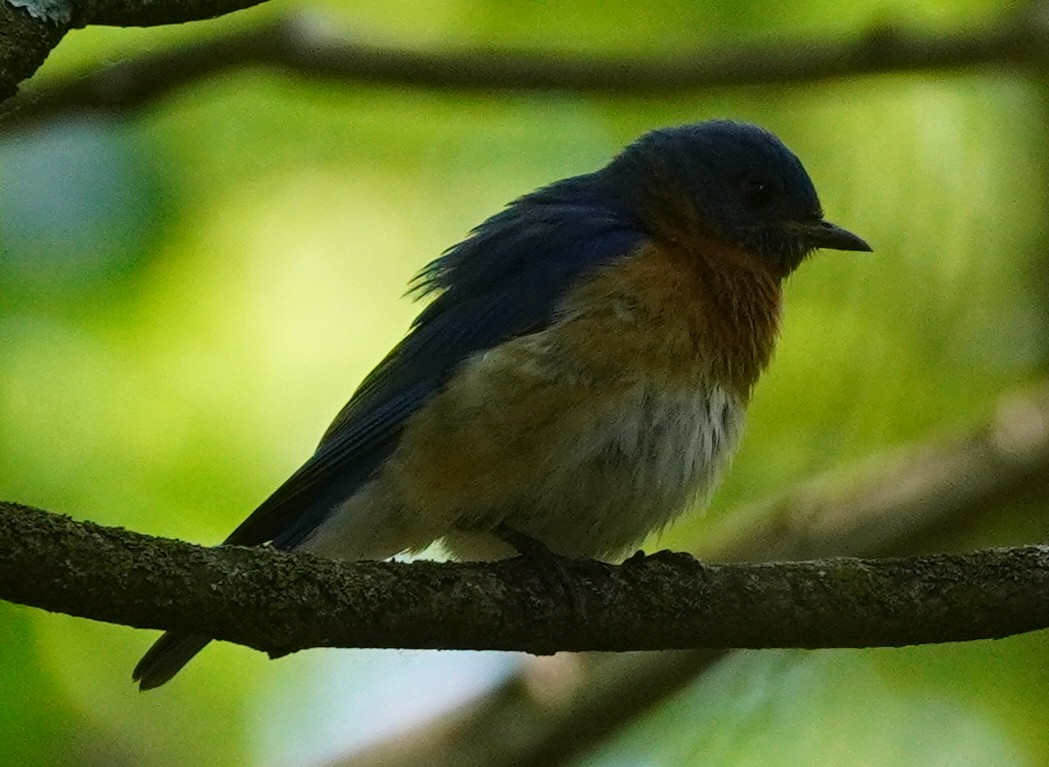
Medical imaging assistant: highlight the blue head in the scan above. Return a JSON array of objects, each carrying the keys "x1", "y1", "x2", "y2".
[{"x1": 603, "y1": 120, "x2": 870, "y2": 274}]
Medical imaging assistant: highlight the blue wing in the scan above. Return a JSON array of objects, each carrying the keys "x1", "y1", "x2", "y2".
[{"x1": 224, "y1": 175, "x2": 645, "y2": 549}]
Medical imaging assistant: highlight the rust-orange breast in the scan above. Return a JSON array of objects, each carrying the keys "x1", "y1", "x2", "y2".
[{"x1": 554, "y1": 238, "x2": 783, "y2": 398}]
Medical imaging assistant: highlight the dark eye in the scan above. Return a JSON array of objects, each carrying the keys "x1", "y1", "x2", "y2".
[{"x1": 741, "y1": 176, "x2": 777, "y2": 209}]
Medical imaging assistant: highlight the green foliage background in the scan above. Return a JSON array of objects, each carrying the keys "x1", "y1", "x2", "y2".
[{"x1": 2, "y1": 1, "x2": 1048, "y2": 764}]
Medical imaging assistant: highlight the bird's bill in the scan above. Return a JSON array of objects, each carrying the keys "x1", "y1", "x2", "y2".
[{"x1": 794, "y1": 220, "x2": 872, "y2": 252}]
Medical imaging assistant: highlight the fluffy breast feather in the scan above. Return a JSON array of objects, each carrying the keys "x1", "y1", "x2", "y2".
[{"x1": 438, "y1": 377, "x2": 746, "y2": 559}]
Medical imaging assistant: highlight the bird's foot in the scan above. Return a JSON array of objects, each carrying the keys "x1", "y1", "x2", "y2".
[
  {"x1": 623, "y1": 548, "x2": 700, "y2": 569},
  {"x1": 494, "y1": 524, "x2": 587, "y2": 621}
]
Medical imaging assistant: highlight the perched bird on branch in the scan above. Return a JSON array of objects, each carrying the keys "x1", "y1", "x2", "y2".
[{"x1": 134, "y1": 119, "x2": 870, "y2": 689}]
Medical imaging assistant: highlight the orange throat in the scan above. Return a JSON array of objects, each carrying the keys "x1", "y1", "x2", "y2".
[{"x1": 558, "y1": 237, "x2": 784, "y2": 399}]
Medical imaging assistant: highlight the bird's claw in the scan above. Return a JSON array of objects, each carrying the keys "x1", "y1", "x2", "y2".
[{"x1": 495, "y1": 524, "x2": 588, "y2": 621}]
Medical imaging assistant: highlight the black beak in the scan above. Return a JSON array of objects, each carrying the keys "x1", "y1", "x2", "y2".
[{"x1": 798, "y1": 220, "x2": 872, "y2": 252}]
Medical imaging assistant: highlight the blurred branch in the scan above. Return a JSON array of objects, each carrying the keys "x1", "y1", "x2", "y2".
[
  {"x1": 7, "y1": 5, "x2": 1049, "y2": 130},
  {"x1": 4, "y1": 498, "x2": 1049, "y2": 655},
  {"x1": 333, "y1": 387, "x2": 1049, "y2": 767}
]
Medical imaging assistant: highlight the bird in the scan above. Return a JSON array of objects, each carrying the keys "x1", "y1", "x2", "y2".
[{"x1": 133, "y1": 119, "x2": 871, "y2": 689}]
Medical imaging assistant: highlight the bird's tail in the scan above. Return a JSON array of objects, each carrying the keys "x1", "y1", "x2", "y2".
[{"x1": 132, "y1": 632, "x2": 212, "y2": 690}]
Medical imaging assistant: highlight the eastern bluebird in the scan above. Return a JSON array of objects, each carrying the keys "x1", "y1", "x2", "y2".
[{"x1": 133, "y1": 120, "x2": 870, "y2": 689}]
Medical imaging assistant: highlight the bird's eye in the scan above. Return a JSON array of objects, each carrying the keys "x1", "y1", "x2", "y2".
[{"x1": 741, "y1": 176, "x2": 777, "y2": 209}]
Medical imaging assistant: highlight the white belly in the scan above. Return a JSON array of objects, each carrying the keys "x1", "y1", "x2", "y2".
[
  {"x1": 443, "y1": 381, "x2": 746, "y2": 560},
  {"x1": 304, "y1": 376, "x2": 746, "y2": 563}
]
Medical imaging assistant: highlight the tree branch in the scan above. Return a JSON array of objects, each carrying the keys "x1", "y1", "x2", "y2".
[
  {"x1": 0, "y1": 0, "x2": 270, "y2": 103},
  {"x1": 2, "y1": 499, "x2": 1049, "y2": 655},
  {"x1": 5, "y1": 387, "x2": 1049, "y2": 667},
  {"x1": 6, "y1": 5, "x2": 1049, "y2": 128},
  {"x1": 0, "y1": 0, "x2": 65, "y2": 103}
]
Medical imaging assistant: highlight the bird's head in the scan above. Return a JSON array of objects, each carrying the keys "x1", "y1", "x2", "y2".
[{"x1": 605, "y1": 120, "x2": 871, "y2": 275}]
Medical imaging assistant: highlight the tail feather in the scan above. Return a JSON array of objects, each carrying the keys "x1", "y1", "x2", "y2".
[{"x1": 133, "y1": 633, "x2": 212, "y2": 690}]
